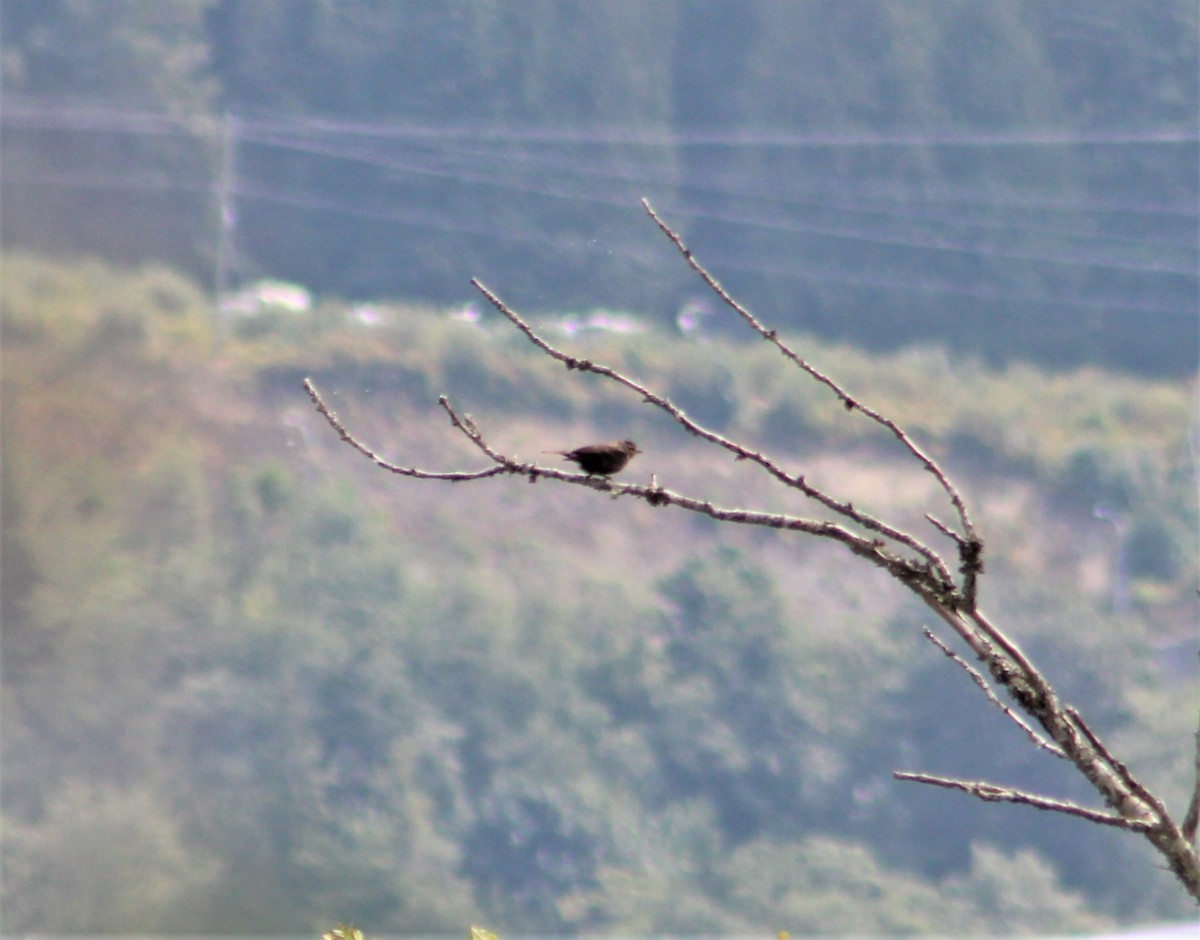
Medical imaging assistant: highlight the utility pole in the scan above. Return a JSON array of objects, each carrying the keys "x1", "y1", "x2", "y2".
[{"x1": 213, "y1": 111, "x2": 238, "y2": 348}]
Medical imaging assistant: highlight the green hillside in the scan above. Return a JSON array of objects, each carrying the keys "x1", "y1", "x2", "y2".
[{"x1": 2, "y1": 253, "x2": 1197, "y2": 933}]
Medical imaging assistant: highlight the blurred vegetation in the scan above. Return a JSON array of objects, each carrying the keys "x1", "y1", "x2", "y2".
[
  {"x1": 2, "y1": 0, "x2": 1196, "y2": 374},
  {"x1": 1, "y1": 253, "x2": 1197, "y2": 933}
]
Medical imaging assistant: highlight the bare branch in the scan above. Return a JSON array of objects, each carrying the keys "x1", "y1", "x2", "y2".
[
  {"x1": 437, "y1": 395, "x2": 510, "y2": 465},
  {"x1": 1066, "y1": 704, "x2": 1178, "y2": 826},
  {"x1": 304, "y1": 379, "x2": 508, "y2": 481},
  {"x1": 469, "y1": 277, "x2": 956, "y2": 589},
  {"x1": 921, "y1": 628, "x2": 1065, "y2": 758},
  {"x1": 307, "y1": 380, "x2": 930, "y2": 580},
  {"x1": 306, "y1": 207, "x2": 1200, "y2": 900},
  {"x1": 925, "y1": 513, "x2": 959, "y2": 541},
  {"x1": 642, "y1": 199, "x2": 978, "y2": 548},
  {"x1": 927, "y1": 605, "x2": 1165, "y2": 816},
  {"x1": 963, "y1": 607, "x2": 1053, "y2": 697},
  {"x1": 1187, "y1": 611, "x2": 1200, "y2": 844},
  {"x1": 308, "y1": 378, "x2": 673, "y2": 495},
  {"x1": 893, "y1": 771, "x2": 1153, "y2": 832},
  {"x1": 1183, "y1": 721, "x2": 1200, "y2": 844}
]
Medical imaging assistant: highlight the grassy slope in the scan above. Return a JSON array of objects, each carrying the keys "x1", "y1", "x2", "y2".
[{"x1": 4, "y1": 253, "x2": 1198, "y2": 930}]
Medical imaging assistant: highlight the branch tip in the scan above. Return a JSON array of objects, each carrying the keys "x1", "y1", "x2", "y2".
[{"x1": 893, "y1": 771, "x2": 1151, "y2": 831}]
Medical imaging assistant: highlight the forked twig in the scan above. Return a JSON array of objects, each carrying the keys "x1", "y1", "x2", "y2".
[
  {"x1": 1187, "y1": 612, "x2": 1200, "y2": 844},
  {"x1": 303, "y1": 378, "x2": 508, "y2": 481},
  {"x1": 304, "y1": 202, "x2": 1200, "y2": 901},
  {"x1": 470, "y1": 277, "x2": 956, "y2": 590},
  {"x1": 1066, "y1": 705, "x2": 1176, "y2": 827},
  {"x1": 642, "y1": 200, "x2": 978, "y2": 547},
  {"x1": 921, "y1": 628, "x2": 1064, "y2": 757},
  {"x1": 1183, "y1": 721, "x2": 1200, "y2": 844},
  {"x1": 305, "y1": 381, "x2": 930, "y2": 577}
]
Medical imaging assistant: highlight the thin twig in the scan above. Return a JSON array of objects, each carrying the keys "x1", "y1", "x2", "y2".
[
  {"x1": 932, "y1": 603, "x2": 1162, "y2": 830},
  {"x1": 1187, "y1": 613, "x2": 1200, "y2": 843},
  {"x1": 925, "y1": 513, "x2": 959, "y2": 541},
  {"x1": 921, "y1": 628, "x2": 1065, "y2": 757},
  {"x1": 893, "y1": 771, "x2": 1153, "y2": 831},
  {"x1": 307, "y1": 378, "x2": 658, "y2": 494},
  {"x1": 1183, "y1": 722, "x2": 1200, "y2": 843},
  {"x1": 1066, "y1": 705, "x2": 1170, "y2": 824},
  {"x1": 469, "y1": 278, "x2": 956, "y2": 590},
  {"x1": 304, "y1": 379, "x2": 508, "y2": 481},
  {"x1": 437, "y1": 395, "x2": 509, "y2": 464},
  {"x1": 964, "y1": 608, "x2": 1053, "y2": 700},
  {"x1": 307, "y1": 205, "x2": 1200, "y2": 896},
  {"x1": 306, "y1": 380, "x2": 933, "y2": 586},
  {"x1": 643, "y1": 199, "x2": 978, "y2": 548}
]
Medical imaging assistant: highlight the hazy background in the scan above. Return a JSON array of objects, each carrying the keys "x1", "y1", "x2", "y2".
[
  {"x1": 3, "y1": 0, "x2": 1197, "y2": 373},
  {"x1": 2, "y1": 1, "x2": 1198, "y2": 936}
]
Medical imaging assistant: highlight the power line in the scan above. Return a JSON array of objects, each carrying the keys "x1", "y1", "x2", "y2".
[
  {"x1": 212, "y1": 112, "x2": 238, "y2": 345},
  {"x1": 5, "y1": 96, "x2": 1197, "y2": 148},
  {"x1": 2, "y1": 99, "x2": 1195, "y2": 323}
]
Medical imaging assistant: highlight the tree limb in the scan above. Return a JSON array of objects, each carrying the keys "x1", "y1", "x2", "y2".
[
  {"x1": 1183, "y1": 718, "x2": 1200, "y2": 844},
  {"x1": 304, "y1": 204, "x2": 1200, "y2": 901},
  {"x1": 470, "y1": 276, "x2": 957, "y2": 590},
  {"x1": 892, "y1": 771, "x2": 1153, "y2": 832},
  {"x1": 305, "y1": 381, "x2": 946, "y2": 587},
  {"x1": 641, "y1": 199, "x2": 980, "y2": 560},
  {"x1": 303, "y1": 378, "x2": 508, "y2": 481},
  {"x1": 921, "y1": 627, "x2": 1065, "y2": 758}
]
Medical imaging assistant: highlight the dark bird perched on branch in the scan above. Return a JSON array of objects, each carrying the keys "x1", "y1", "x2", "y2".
[{"x1": 547, "y1": 440, "x2": 641, "y2": 476}]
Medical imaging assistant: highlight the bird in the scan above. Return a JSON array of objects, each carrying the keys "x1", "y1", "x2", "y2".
[{"x1": 546, "y1": 439, "x2": 641, "y2": 476}]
